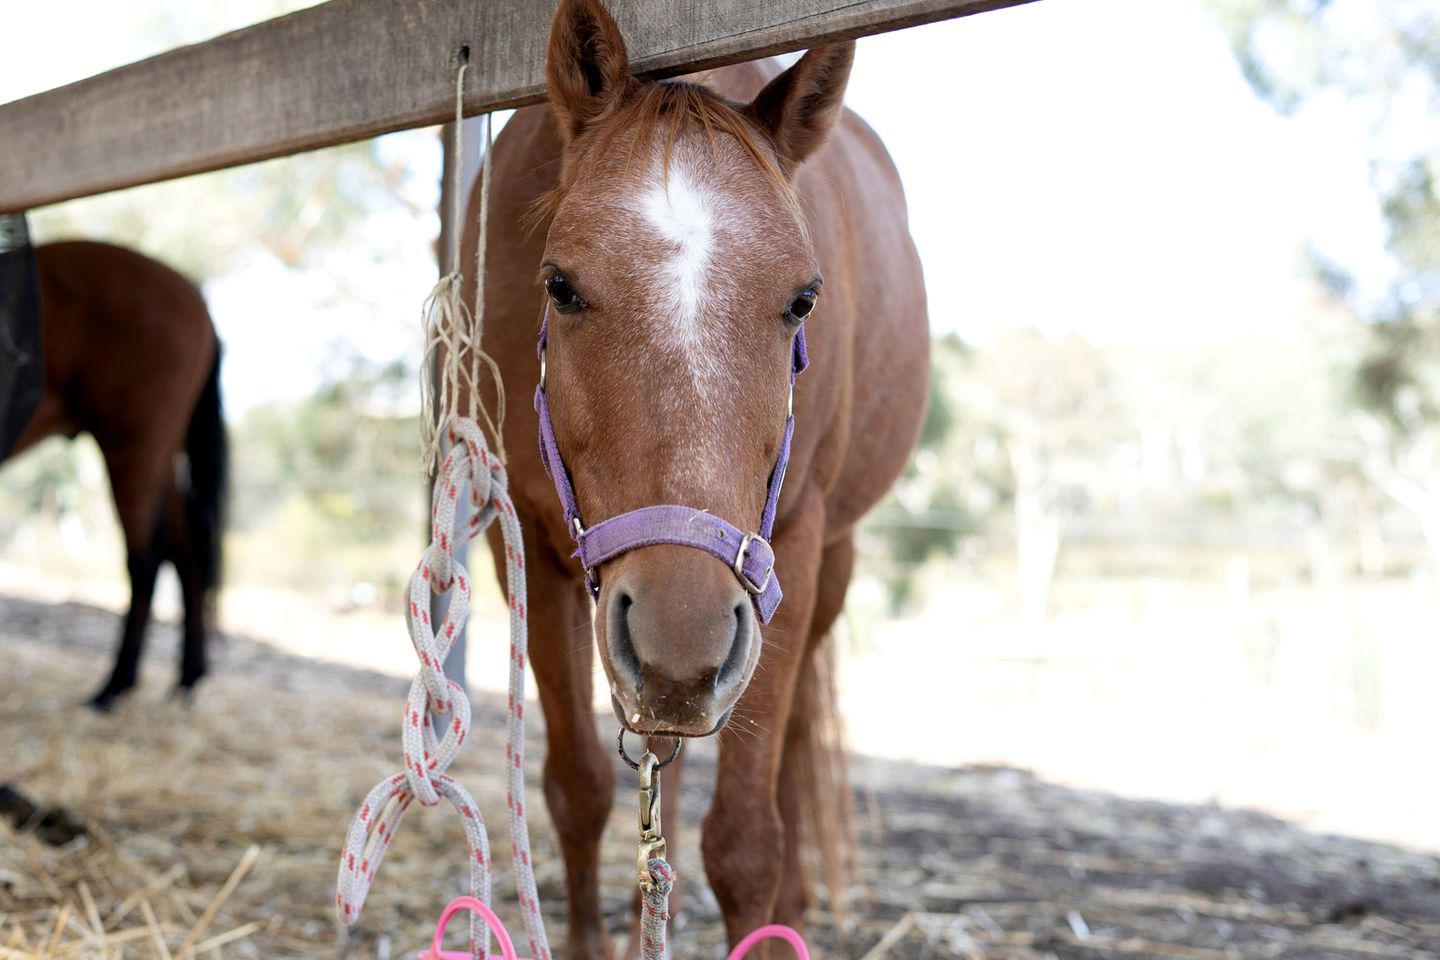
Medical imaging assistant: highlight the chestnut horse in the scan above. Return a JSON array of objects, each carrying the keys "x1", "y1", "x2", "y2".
[
  {"x1": 2, "y1": 241, "x2": 227, "y2": 710},
  {"x1": 466, "y1": 0, "x2": 928, "y2": 953}
]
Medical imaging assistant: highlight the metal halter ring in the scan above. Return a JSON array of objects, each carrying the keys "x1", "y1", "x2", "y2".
[
  {"x1": 617, "y1": 729, "x2": 683, "y2": 771},
  {"x1": 733, "y1": 532, "x2": 774, "y2": 595},
  {"x1": 572, "y1": 516, "x2": 600, "y2": 593}
]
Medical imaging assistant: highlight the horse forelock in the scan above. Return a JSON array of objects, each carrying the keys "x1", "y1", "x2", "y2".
[{"x1": 528, "y1": 79, "x2": 803, "y2": 237}]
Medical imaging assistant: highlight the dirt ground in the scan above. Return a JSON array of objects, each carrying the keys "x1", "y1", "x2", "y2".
[{"x1": 1, "y1": 592, "x2": 1438, "y2": 959}]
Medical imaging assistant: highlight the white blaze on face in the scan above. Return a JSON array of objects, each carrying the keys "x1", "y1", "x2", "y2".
[{"x1": 638, "y1": 160, "x2": 728, "y2": 402}]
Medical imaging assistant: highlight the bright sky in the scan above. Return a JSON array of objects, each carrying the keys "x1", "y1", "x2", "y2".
[{"x1": 0, "y1": 0, "x2": 1395, "y2": 412}]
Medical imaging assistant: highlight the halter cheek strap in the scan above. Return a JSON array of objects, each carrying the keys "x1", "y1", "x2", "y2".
[{"x1": 534, "y1": 306, "x2": 807, "y2": 623}]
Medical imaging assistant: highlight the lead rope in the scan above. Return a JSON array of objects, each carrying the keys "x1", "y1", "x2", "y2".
[
  {"x1": 636, "y1": 751, "x2": 674, "y2": 960},
  {"x1": 336, "y1": 60, "x2": 549, "y2": 960},
  {"x1": 632, "y1": 750, "x2": 809, "y2": 960}
]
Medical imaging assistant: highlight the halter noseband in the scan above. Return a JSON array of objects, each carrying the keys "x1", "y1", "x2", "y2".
[{"x1": 534, "y1": 305, "x2": 807, "y2": 623}]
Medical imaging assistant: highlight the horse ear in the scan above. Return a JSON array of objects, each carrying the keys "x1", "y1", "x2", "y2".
[
  {"x1": 545, "y1": 0, "x2": 634, "y2": 142},
  {"x1": 746, "y1": 43, "x2": 856, "y2": 171}
]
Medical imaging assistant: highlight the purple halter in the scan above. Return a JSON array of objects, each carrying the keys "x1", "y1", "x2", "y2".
[{"x1": 534, "y1": 306, "x2": 808, "y2": 623}]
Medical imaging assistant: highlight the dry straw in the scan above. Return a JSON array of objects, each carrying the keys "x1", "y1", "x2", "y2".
[{"x1": 0, "y1": 619, "x2": 566, "y2": 960}]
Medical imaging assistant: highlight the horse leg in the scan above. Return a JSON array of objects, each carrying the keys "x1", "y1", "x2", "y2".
[
  {"x1": 775, "y1": 535, "x2": 855, "y2": 931},
  {"x1": 90, "y1": 442, "x2": 170, "y2": 710},
  {"x1": 164, "y1": 482, "x2": 207, "y2": 696},
  {"x1": 91, "y1": 533, "x2": 164, "y2": 709},
  {"x1": 703, "y1": 492, "x2": 826, "y2": 946},
  {"x1": 488, "y1": 522, "x2": 613, "y2": 960}
]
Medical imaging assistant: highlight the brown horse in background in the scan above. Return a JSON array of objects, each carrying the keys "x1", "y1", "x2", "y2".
[
  {"x1": 466, "y1": 0, "x2": 929, "y2": 954},
  {"x1": 3, "y1": 241, "x2": 227, "y2": 710}
]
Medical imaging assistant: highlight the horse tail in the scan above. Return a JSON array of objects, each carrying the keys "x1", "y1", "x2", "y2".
[
  {"x1": 793, "y1": 640, "x2": 855, "y2": 926},
  {"x1": 184, "y1": 341, "x2": 228, "y2": 597}
]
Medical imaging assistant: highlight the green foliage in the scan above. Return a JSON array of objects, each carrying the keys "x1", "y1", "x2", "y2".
[
  {"x1": 1204, "y1": 0, "x2": 1440, "y2": 575},
  {"x1": 228, "y1": 356, "x2": 424, "y2": 593},
  {"x1": 862, "y1": 335, "x2": 980, "y2": 611},
  {"x1": 29, "y1": 141, "x2": 406, "y2": 284},
  {"x1": 1208, "y1": 0, "x2": 1440, "y2": 417},
  {"x1": 1210, "y1": 0, "x2": 1440, "y2": 112},
  {"x1": 1357, "y1": 313, "x2": 1440, "y2": 428},
  {"x1": 23, "y1": 2, "x2": 412, "y2": 284}
]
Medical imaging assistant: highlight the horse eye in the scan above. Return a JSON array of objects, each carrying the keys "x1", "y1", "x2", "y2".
[
  {"x1": 784, "y1": 288, "x2": 818, "y2": 325},
  {"x1": 546, "y1": 273, "x2": 584, "y2": 313}
]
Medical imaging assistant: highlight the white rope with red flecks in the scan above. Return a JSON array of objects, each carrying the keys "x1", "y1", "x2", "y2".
[
  {"x1": 641, "y1": 859, "x2": 675, "y2": 960},
  {"x1": 336, "y1": 419, "x2": 550, "y2": 960},
  {"x1": 336, "y1": 60, "x2": 550, "y2": 960}
]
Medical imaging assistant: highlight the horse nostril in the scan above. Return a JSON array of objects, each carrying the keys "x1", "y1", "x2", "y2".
[
  {"x1": 608, "y1": 589, "x2": 642, "y2": 690},
  {"x1": 716, "y1": 600, "x2": 752, "y2": 691}
]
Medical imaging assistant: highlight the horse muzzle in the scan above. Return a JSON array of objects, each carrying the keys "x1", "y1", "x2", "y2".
[{"x1": 598, "y1": 546, "x2": 758, "y2": 737}]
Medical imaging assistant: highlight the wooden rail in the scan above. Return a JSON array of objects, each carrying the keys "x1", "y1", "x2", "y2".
[{"x1": 0, "y1": 0, "x2": 1036, "y2": 213}]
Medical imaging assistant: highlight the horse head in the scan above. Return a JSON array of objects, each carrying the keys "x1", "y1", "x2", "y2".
[{"x1": 535, "y1": 0, "x2": 854, "y2": 737}]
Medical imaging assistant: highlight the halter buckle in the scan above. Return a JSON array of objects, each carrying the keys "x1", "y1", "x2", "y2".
[{"x1": 734, "y1": 533, "x2": 773, "y2": 595}]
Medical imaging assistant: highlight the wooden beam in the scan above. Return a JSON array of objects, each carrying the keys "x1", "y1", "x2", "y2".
[{"x1": 0, "y1": 0, "x2": 1037, "y2": 213}]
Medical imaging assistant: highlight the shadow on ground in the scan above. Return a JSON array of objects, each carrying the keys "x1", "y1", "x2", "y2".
[{"x1": 1, "y1": 591, "x2": 1438, "y2": 959}]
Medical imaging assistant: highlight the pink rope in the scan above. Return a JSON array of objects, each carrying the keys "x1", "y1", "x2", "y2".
[
  {"x1": 726, "y1": 925, "x2": 810, "y2": 960},
  {"x1": 420, "y1": 896, "x2": 525, "y2": 960},
  {"x1": 420, "y1": 892, "x2": 806, "y2": 960}
]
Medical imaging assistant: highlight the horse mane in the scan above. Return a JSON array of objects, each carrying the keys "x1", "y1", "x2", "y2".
[{"x1": 524, "y1": 78, "x2": 801, "y2": 235}]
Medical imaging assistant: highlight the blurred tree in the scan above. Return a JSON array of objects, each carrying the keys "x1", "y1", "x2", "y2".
[
  {"x1": 969, "y1": 329, "x2": 1127, "y2": 622},
  {"x1": 863, "y1": 334, "x2": 992, "y2": 613},
  {"x1": 24, "y1": 2, "x2": 425, "y2": 283},
  {"x1": 1, "y1": 1, "x2": 437, "y2": 599},
  {"x1": 229, "y1": 351, "x2": 422, "y2": 594},
  {"x1": 29, "y1": 142, "x2": 414, "y2": 283},
  {"x1": 1208, "y1": 0, "x2": 1440, "y2": 575}
]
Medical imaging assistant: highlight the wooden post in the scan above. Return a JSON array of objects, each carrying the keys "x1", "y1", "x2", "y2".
[{"x1": 432, "y1": 116, "x2": 485, "y2": 696}]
